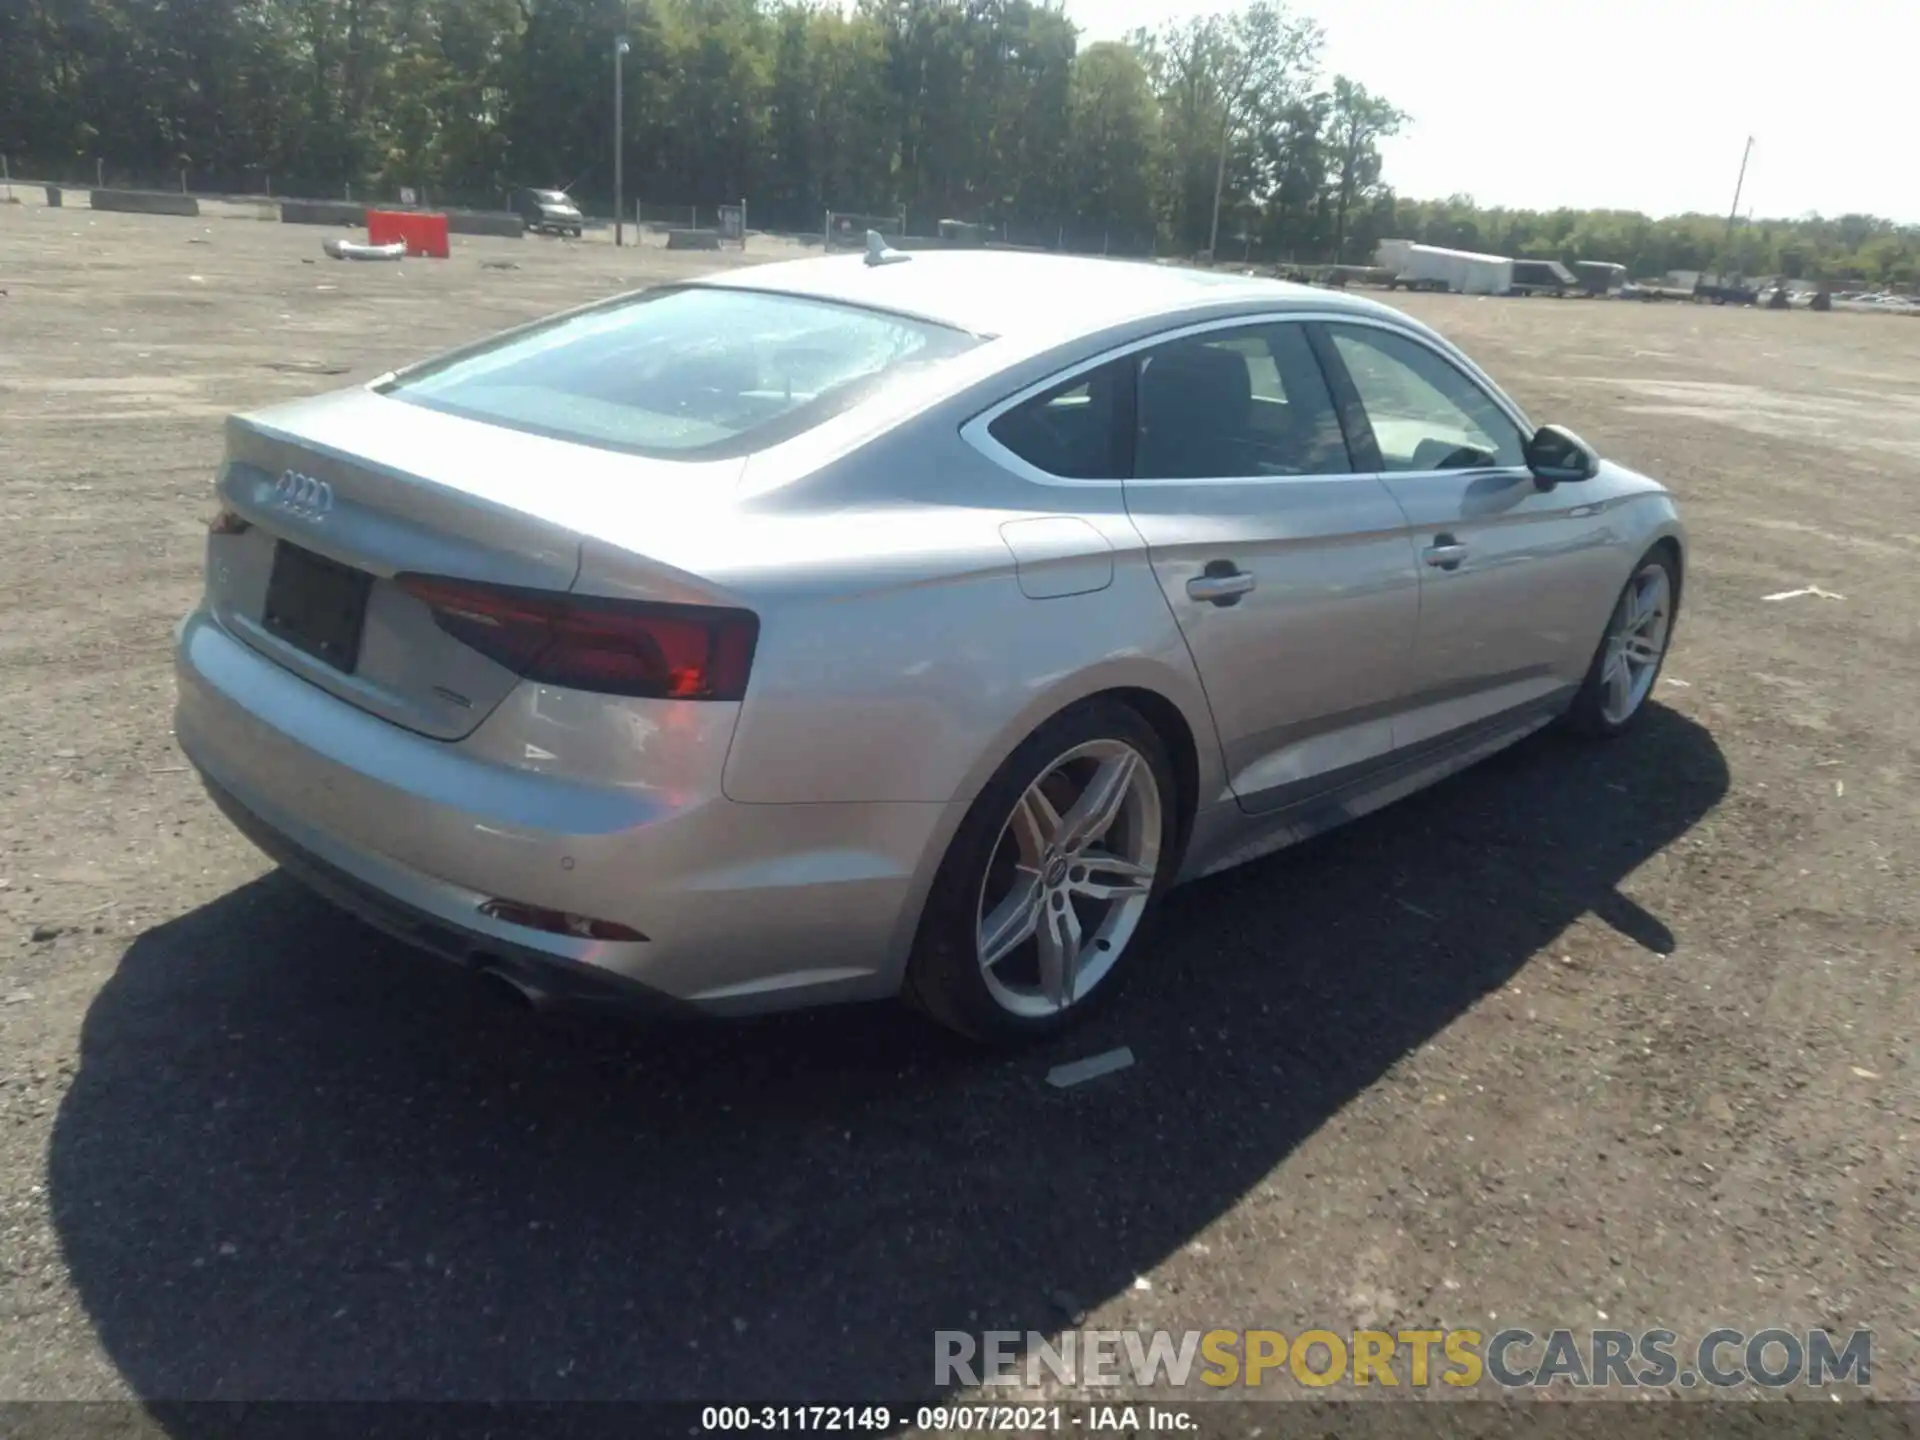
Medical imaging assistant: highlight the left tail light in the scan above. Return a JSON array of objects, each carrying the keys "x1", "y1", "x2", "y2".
[{"x1": 395, "y1": 574, "x2": 758, "y2": 701}]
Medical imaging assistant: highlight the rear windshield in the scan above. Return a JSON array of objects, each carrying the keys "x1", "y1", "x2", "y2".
[
  {"x1": 531, "y1": 190, "x2": 570, "y2": 204},
  {"x1": 381, "y1": 286, "x2": 979, "y2": 460}
]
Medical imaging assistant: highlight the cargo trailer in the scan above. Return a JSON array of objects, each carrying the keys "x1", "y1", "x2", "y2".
[
  {"x1": 1387, "y1": 243, "x2": 1514, "y2": 296},
  {"x1": 1374, "y1": 238, "x2": 1416, "y2": 273},
  {"x1": 1510, "y1": 259, "x2": 1577, "y2": 296},
  {"x1": 1574, "y1": 260, "x2": 1627, "y2": 296}
]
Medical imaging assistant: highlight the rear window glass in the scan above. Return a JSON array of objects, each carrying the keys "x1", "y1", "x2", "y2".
[
  {"x1": 988, "y1": 361, "x2": 1129, "y2": 479},
  {"x1": 381, "y1": 287, "x2": 978, "y2": 460}
]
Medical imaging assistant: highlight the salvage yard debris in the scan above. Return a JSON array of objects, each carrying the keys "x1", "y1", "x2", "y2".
[
  {"x1": 1761, "y1": 586, "x2": 1846, "y2": 602},
  {"x1": 1046, "y1": 1047, "x2": 1135, "y2": 1089},
  {"x1": 323, "y1": 237, "x2": 406, "y2": 261}
]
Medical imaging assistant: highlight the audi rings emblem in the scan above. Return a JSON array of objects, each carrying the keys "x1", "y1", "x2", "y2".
[{"x1": 273, "y1": 470, "x2": 333, "y2": 520}]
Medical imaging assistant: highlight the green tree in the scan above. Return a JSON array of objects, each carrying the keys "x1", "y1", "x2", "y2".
[
  {"x1": 3, "y1": 0, "x2": 1913, "y2": 286},
  {"x1": 1324, "y1": 75, "x2": 1403, "y2": 262},
  {"x1": 1065, "y1": 42, "x2": 1160, "y2": 250}
]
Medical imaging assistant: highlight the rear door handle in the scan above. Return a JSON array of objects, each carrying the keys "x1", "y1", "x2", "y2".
[
  {"x1": 1423, "y1": 535, "x2": 1470, "y2": 570},
  {"x1": 1187, "y1": 567, "x2": 1256, "y2": 606}
]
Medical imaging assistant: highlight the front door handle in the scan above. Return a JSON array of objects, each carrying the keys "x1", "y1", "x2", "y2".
[
  {"x1": 1423, "y1": 534, "x2": 1470, "y2": 570},
  {"x1": 1187, "y1": 564, "x2": 1256, "y2": 606}
]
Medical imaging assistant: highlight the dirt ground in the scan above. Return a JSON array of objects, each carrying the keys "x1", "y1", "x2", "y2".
[{"x1": 2, "y1": 198, "x2": 1917, "y2": 1414}]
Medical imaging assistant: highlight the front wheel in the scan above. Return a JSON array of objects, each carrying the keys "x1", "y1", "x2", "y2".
[
  {"x1": 904, "y1": 702, "x2": 1178, "y2": 1044},
  {"x1": 1565, "y1": 549, "x2": 1678, "y2": 738}
]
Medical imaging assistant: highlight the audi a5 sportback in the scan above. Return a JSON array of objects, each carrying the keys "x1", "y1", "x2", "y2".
[{"x1": 175, "y1": 248, "x2": 1684, "y2": 1042}]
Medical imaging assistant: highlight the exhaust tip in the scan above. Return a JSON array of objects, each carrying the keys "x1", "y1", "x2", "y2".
[{"x1": 476, "y1": 965, "x2": 548, "y2": 1013}]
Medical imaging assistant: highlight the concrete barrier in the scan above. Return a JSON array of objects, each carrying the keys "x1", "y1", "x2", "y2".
[
  {"x1": 90, "y1": 188, "x2": 200, "y2": 218},
  {"x1": 279, "y1": 201, "x2": 520, "y2": 237},
  {"x1": 666, "y1": 228, "x2": 722, "y2": 251},
  {"x1": 280, "y1": 199, "x2": 367, "y2": 227},
  {"x1": 443, "y1": 209, "x2": 524, "y2": 239}
]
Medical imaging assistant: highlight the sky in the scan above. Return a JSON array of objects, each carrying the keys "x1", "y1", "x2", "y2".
[{"x1": 1064, "y1": 0, "x2": 1920, "y2": 223}]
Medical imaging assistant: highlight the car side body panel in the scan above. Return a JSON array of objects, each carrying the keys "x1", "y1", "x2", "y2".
[
  {"x1": 712, "y1": 417, "x2": 1222, "y2": 810},
  {"x1": 1385, "y1": 466, "x2": 1681, "y2": 748}
]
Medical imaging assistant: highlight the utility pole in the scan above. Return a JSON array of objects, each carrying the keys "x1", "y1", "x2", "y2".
[
  {"x1": 613, "y1": 36, "x2": 630, "y2": 248},
  {"x1": 1206, "y1": 28, "x2": 1257, "y2": 263},
  {"x1": 1722, "y1": 134, "x2": 1754, "y2": 274},
  {"x1": 1207, "y1": 94, "x2": 1238, "y2": 261},
  {"x1": 1207, "y1": 27, "x2": 1272, "y2": 263}
]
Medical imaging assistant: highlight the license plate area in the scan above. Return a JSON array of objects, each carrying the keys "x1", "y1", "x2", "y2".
[{"x1": 262, "y1": 542, "x2": 372, "y2": 673}]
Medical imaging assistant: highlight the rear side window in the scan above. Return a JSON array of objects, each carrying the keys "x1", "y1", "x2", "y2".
[
  {"x1": 382, "y1": 287, "x2": 978, "y2": 460},
  {"x1": 987, "y1": 360, "x2": 1130, "y2": 479}
]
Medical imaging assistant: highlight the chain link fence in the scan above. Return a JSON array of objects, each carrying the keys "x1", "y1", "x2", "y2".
[{"x1": 824, "y1": 208, "x2": 908, "y2": 250}]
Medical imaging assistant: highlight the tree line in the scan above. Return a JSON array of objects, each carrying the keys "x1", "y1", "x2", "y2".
[
  {"x1": 2, "y1": 0, "x2": 1914, "y2": 281},
  {"x1": 1375, "y1": 198, "x2": 1918, "y2": 289}
]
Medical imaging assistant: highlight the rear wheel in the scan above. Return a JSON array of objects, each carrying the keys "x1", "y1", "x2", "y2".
[
  {"x1": 1565, "y1": 549, "x2": 1677, "y2": 738},
  {"x1": 905, "y1": 702, "x2": 1177, "y2": 1044}
]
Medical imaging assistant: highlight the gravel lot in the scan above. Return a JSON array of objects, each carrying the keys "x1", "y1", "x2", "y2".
[{"x1": 1, "y1": 198, "x2": 1917, "y2": 1409}]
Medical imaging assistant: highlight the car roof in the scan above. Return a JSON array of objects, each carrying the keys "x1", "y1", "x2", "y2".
[{"x1": 701, "y1": 249, "x2": 1402, "y2": 341}]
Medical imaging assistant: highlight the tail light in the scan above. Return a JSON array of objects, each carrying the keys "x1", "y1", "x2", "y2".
[
  {"x1": 209, "y1": 505, "x2": 252, "y2": 535},
  {"x1": 397, "y1": 574, "x2": 757, "y2": 701}
]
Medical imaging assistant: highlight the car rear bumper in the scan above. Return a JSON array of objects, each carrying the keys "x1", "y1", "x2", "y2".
[
  {"x1": 174, "y1": 607, "x2": 954, "y2": 1015},
  {"x1": 198, "y1": 772, "x2": 693, "y2": 1014}
]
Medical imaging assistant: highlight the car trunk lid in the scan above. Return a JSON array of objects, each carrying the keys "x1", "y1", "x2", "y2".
[{"x1": 208, "y1": 386, "x2": 747, "y2": 740}]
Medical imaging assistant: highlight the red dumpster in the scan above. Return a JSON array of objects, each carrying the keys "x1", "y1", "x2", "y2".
[{"x1": 366, "y1": 209, "x2": 450, "y2": 259}]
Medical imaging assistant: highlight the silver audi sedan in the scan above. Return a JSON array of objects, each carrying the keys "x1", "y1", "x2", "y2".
[{"x1": 174, "y1": 246, "x2": 1685, "y2": 1042}]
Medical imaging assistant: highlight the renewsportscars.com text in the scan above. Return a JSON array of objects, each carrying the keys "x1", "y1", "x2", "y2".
[{"x1": 935, "y1": 1326, "x2": 1873, "y2": 1390}]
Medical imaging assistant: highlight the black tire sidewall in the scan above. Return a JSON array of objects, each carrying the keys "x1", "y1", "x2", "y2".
[{"x1": 904, "y1": 700, "x2": 1179, "y2": 1044}]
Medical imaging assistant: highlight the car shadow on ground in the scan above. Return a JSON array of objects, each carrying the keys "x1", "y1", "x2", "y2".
[{"x1": 49, "y1": 705, "x2": 1726, "y2": 1410}]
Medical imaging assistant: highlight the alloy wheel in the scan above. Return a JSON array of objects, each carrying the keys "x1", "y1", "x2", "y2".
[
  {"x1": 1599, "y1": 561, "x2": 1673, "y2": 726},
  {"x1": 975, "y1": 739, "x2": 1163, "y2": 1018}
]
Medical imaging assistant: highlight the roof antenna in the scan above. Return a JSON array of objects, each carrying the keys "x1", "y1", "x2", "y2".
[{"x1": 865, "y1": 229, "x2": 910, "y2": 267}]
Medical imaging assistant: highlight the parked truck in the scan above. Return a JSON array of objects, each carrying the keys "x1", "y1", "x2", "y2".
[
  {"x1": 1374, "y1": 238, "x2": 1415, "y2": 273},
  {"x1": 1692, "y1": 272, "x2": 1759, "y2": 306}
]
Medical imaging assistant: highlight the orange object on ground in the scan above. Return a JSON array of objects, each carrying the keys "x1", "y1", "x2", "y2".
[{"x1": 365, "y1": 209, "x2": 450, "y2": 259}]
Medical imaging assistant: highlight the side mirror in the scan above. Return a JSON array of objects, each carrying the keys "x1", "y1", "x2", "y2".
[{"x1": 1524, "y1": 424, "x2": 1601, "y2": 489}]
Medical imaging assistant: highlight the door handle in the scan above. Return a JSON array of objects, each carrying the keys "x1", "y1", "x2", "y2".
[
  {"x1": 1187, "y1": 565, "x2": 1256, "y2": 606},
  {"x1": 1423, "y1": 534, "x2": 1470, "y2": 570}
]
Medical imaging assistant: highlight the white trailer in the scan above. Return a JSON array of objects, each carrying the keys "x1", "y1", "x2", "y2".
[
  {"x1": 1374, "y1": 238, "x2": 1415, "y2": 272},
  {"x1": 1390, "y1": 243, "x2": 1514, "y2": 296},
  {"x1": 1458, "y1": 252, "x2": 1514, "y2": 295}
]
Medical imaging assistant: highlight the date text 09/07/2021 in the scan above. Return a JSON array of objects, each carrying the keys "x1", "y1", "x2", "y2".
[{"x1": 699, "y1": 1405, "x2": 1195, "y2": 1432}]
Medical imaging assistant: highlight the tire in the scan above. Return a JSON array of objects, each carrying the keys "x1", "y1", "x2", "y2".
[
  {"x1": 1565, "y1": 547, "x2": 1679, "y2": 739},
  {"x1": 903, "y1": 700, "x2": 1180, "y2": 1045}
]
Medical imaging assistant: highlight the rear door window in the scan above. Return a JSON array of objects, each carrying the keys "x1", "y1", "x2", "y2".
[
  {"x1": 1133, "y1": 321, "x2": 1351, "y2": 479},
  {"x1": 382, "y1": 286, "x2": 979, "y2": 460}
]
